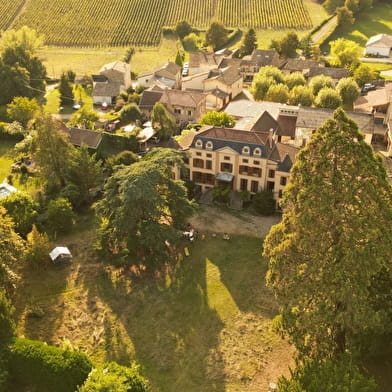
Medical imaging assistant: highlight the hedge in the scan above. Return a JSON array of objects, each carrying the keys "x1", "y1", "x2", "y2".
[{"x1": 7, "y1": 338, "x2": 92, "y2": 392}]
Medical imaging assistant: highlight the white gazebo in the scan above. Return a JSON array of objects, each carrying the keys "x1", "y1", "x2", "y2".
[{"x1": 49, "y1": 247, "x2": 72, "y2": 264}]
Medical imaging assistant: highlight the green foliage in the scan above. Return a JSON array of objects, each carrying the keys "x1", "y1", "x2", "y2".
[
  {"x1": 7, "y1": 338, "x2": 92, "y2": 392},
  {"x1": 324, "y1": 0, "x2": 345, "y2": 13},
  {"x1": 175, "y1": 50, "x2": 183, "y2": 67},
  {"x1": 284, "y1": 72, "x2": 306, "y2": 90},
  {"x1": 345, "y1": 0, "x2": 360, "y2": 14},
  {"x1": 270, "y1": 31, "x2": 300, "y2": 58},
  {"x1": 95, "y1": 148, "x2": 194, "y2": 263},
  {"x1": 0, "y1": 26, "x2": 44, "y2": 54},
  {"x1": 106, "y1": 150, "x2": 139, "y2": 174},
  {"x1": 46, "y1": 198, "x2": 75, "y2": 235},
  {"x1": 336, "y1": 77, "x2": 360, "y2": 109},
  {"x1": 69, "y1": 106, "x2": 99, "y2": 129},
  {"x1": 289, "y1": 85, "x2": 314, "y2": 107},
  {"x1": 263, "y1": 109, "x2": 392, "y2": 358},
  {"x1": 0, "y1": 290, "x2": 15, "y2": 348},
  {"x1": 265, "y1": 83, "x2": 290, "y2": 103},
  {"x1": 151, "y1": 102, "x2": 174, "y2": 140},
  {"x1": 123, "y1": 47, "x2": 135, "y2": 63},
  {"x1": 278, "y1": 355, "x2": 377, "y2": 392},
  {"x1": 252, "y1": 190, "x2": 275, "y2": 215},
  {"x1": 0, "y1": 191, "x2": 38, "y2": 236},
  {"x1": 353, "y1": 64, "x2": 376, "y2": 87},
  {"x1": 200, "y1": 111, "x2": 235, "y2": 128},
  {"x1": 250, "y1": 66, "x2": 284, "y2": 100},
  {"x1": 205, "y1": 21, "x2": 228, "y2": 51},
  {"x1": 58, "y1": 72, "x2": 74, "y2": 106},
  {"x1": 182, "y1": 33, "x2": 201, "y2": 52},
  {"x1": 119, "y1": 103, "x2": 142, "y2": 125},
  {"x1": 330, "y1": 38, "x2": 361, "y2": 69},
  {"x1": 97, "y1": 132, "x2": 139, "y2": 159},
  {"x1": 25, "y1": 225, "x2": 50, "y2": 268},
  {"x1": 300, "y1": 35, "x2": 313, "y2": 59},
  {"x1": 212, "y1": 183, "x2": 231, "y2": 204},
  {"x1": 78, "y1": 362, "x2": 149, "y2": 392},
  {"x1": 315, "y1": 87, "x2": 343, "y2": 109},
  {"x1": 337, "y1": 6, "x2": 355, "y2": 27},
  {"x1": 6, "y1": 97, "x2": 40, "y2": 128},
  {"x1": 175, "y1": 20, "x2": 192, "y2": 39},
  {"x1": 309, "y1": 74, "x2": 334, "y2": 96},
  {"x1": 239, "y1": 28, "x2": 257, "y2": 57}
]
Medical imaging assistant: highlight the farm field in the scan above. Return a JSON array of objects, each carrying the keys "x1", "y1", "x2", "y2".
[
  {"x1": 12, "y1": 209, "x2": 295, "y2": 392},
  {"x1": 6, "y1": 0, "x2": 314, "y2": 47}
]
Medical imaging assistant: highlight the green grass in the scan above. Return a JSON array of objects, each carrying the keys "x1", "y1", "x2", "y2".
[
  {"x1": 13, "y1": 224, "x2": 293, "y2": 392},
  {"x1": 323, "y1": 3, "x2": 392, "y2": 52}
]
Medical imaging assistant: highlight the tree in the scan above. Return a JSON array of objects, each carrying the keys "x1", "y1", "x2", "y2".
[
  {"x1": 289, "y1": 85, "x2": 314, "y2": 106},
  {"x1": 337, "y1": 6, "x2": 355, "y2": 27},
  {"x1": 205, "y1": 21, "x2": 228, "y2": 51},
  {"x1": 250, "y1": 66, "x2": 284, "y2": 100},
  {"x1": 58, "y1": 72, "x2": 74, "y2": 106},
  {"x1": 300, "y1": 35, "x2": 313, "y2": 59},
  {"x1": 252, "y1": 190, "x2": 276, "y2": 215},
  {"x1": 200, "y1": 111, "x2": 235, "y2": 127},
  {"x1": 32, "y1": 114, "x2": 74, "y2": 192},
  {"x1": 266, "y1": 83, "x2": 290, "y2": 103},
  {"x1": 175, "y1": 20, "x2": 192, "y2": 40},
  {"x1": 239, "y1": 28, "x2": 257, "y2": 57},
  {"x1": 119, "y1": 102, "x2": 141, "y2": 124},
  {"x1": 255, "y1": 65, "x2": 284, "y2": 84},
  {"x1": 0, "y1": 26, "x2": 44, "y2": 53},
  {"x1": 175, "y1": 50, "x2": 183, "y2": 67},
  {"x1": 25, "y1": 225, "x2": 50, "y2": 268},
  {"x1": 345, "y1": 0, "x2": 360, "y2": 14},
  {"x1": 182, "y1": 33, "x2": 201, "y2": 52},
  {"x1": 0, "y1": 207, "x2": 25, "y2": 292},
  {"x1": 309, "y1": 74, "x2": 334, "y2": 96},
  {"x1": 0, "y1": 191, "x2": 38, "y2": 236},
  {"x1": 263, "y1": 109, "x2": 392, "y2": 358},
  {"x1": 279, "y1": 31, "x2": 300, "y2": 58},
  {"x1": 336, "y1": 77, "x2": 360, "y2": 110},
  {"x1": 0, "y1": 60, "x2": 31, "y2": 105},
  {"x1": 284, "y1": 72, "x2": 306, "y2": 90},
  {"x1": 278, "y1": 355, "x2": 377, "y2": 392},
  {"x1": 353, "y1": 64, "x2": 376, "y2": 87},
  {"x1": 78, "y1": 362, "x2": 149, "y2": 392},
  {"x1": 95, "y1": 149, "x2": 194, "y2": 263},
  {"x1": 69, "y1": 106, "x2": 99, "y2": 129},
  {"x1": 106, "y1": 150, "x2": 139, "y2": 174},
  {"x1": 151, "y1": 102, "x2": 174, "y2": 140},
  {"x1": 358, "y1": 0, "x2": 373, "y2": 11},
  {"x1": 6, "y1": 97, "x2": 40, "y2": 128},
  {"x1": 330, "y1": 38, "x2": 361, "y2": 69},
  {"x1": 46, "y1": 198, "x2": 75, "y2": 235},
  {"x1": 324, "y1": 0, "x2": 344, "y2": 13},
  {"x1": 315, "y1": 87, "x2": 343, "y2": 109},
  {"x1": 0, "y1": 290, "x2": 15, "y2": 348},
  {"x1": 122, "y1": 47, "x2": 135, "y2": 63}
]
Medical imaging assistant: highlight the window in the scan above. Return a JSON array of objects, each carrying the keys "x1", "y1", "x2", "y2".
[
  {"x1": 195, "y1": 139, "x2": 202, "y2": 149},
  {"x1": 239, "y1": 165, "x2": 248, "y2": 175},
  {"x1": 254, "y1": 148, "x2": 261, "y2": 156},
  {"x1": 267, "y1": 181, "x2": 275, "y2": 191},
  {"x1": 251, "y1": 180, "x2": 259, "y2": 193},
  {"x1": 280, "y1": 177, "x2": 287, "y2": 186},
  {"x1": 253, "y1": 160, "x2": 260, "y2": 165},
  {"x1": 220, "y1": 162, "x2": 233, "y2": 173},
  {"x1": 206, "y1": 160, "x2": 212, "y2": 170},
  {"x1": 242, "y1": 159, "x2": 249, "y2": 163},
  {"x1": 240, "y1": 178, "x2": 248, "y2": 191},
  {"x1": 224, "y1": 156, "x2": 230, "y2": 161},
  {"x1": 242, "y1": 146, "x2": 250, "y2": 155},
  {"x1": 278, "y1": 190, "x2": 283, "y2": 198},
  {"x1": 196, "y1": 152, "x2": 202, "y2": 156},
  {"x1": 206, "y1": 141, "x2": 213, "y2": 150},
  {"x1": 268, "y1": 169, "x2": 275, "y2": 178},
  {"x1": 206, "y1": 153, "x2": 212, "y2": 158},
  {"x1": 188, "y1": 110, "x2": 192, "y2": 116},
  {"x1": 193, "y1": 158, "x2": 204, "y2": 168},
  {"x1": 174, "y1": 108, "x2": 181, "y2": 115}
]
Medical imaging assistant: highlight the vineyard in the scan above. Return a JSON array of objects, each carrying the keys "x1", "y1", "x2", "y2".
[{"x1": 1, "y1": 0, "x2": 313, "y2": 47}]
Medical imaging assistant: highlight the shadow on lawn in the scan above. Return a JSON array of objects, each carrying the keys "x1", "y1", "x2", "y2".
[{"x1": 89, "y1": 255, "x2": 226, "y2": 392}]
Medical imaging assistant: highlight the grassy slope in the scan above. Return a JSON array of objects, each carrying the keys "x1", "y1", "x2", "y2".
[
  {"x1": 13, "y1": 221, "x2": 294, "y2": 392},
  {"x1": 323, "y1": 3, "x2": 392, "y2": 51}
]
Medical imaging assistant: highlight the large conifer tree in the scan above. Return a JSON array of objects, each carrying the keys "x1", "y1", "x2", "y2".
[{"x1": 263, "y1": 109, "x2": 392, "y2": 358}]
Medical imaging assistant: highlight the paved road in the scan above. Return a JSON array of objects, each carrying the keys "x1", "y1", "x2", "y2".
[{"x1": 311, "y1": 16, "x2": 338, "y2": 44}]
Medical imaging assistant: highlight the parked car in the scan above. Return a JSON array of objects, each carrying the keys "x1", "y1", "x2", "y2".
[
  {"x1": 182, "y1": 62, "x2": 189, "y2": 76},
  {"x1": 361, "y1": 83, "x2": 376, "y2": 94}
]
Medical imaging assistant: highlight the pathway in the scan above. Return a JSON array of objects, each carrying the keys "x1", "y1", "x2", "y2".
[{"x1": 311, "y1": 16, "x2": 337, "y2": 44}]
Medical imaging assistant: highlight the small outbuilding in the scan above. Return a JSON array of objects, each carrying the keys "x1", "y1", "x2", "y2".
[{"x1": 49, "y1": 247, "x2": 72, "y2": 264}]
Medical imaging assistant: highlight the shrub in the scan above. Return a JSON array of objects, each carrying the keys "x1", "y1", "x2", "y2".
[
  {"x1": 252, "y1": 190, "x2": 276, "y2": 215},
  {"x1": 46, "y1": 198, "x2": 75, "y2": 235},
  {"x1": 7, "y1": 338, "x2": 92, "y2": 392}
]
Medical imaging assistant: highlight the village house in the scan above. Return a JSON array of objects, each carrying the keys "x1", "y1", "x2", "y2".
[
  {"x1": 138, "y1": 86, "x2": 164, "y2": 118},
  {"x1": 136, "y1": 62, "x2": 182, "y2": 89},
  {"x1": 304, "y1": 66, "x2": 350, "y2": 83},
  {"x1": 92, "y1": 61, "x2": 131, "y2": 105},
  {"x1": 365, "y1": 34, "x2": 392, "y2": 57},
  {"x1": 239, "y1": 49, "x2": 281, "y2": 82},
  {"x1": 280, "y1": 59, "x2": 325, "y2": 75},
  {"x1": 178, "y1": 125, "x2": 299, "y2": 203}
]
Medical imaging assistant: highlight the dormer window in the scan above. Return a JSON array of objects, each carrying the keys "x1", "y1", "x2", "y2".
[
  {"x1": 206, "y1": 141, "x2": 213, "y2": 150},
  {"x1": 254, "y1": 147, "x2": 261, "y2": 156},
  {"x1": 195, "y1": 139, "x2": 203, "y2": 149},
  {"x1": 242, "y1": 146, "x2": 250, "y2": 155}
]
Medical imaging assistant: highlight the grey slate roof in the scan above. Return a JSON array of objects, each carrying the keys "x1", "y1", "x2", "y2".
[
  {"x1": 65, "y1": 127, "x2": 103, "y2": 149},
  {"x1": 92, "y1": 82, "x2": 122, "y2": 97}
]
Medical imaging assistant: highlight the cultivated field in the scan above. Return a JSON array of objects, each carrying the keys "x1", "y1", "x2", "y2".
[{"x1": 7, "y1": 0, "x2": 313, "y2": 46}]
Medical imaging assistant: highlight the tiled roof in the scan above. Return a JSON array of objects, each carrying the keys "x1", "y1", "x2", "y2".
[
  {"x1": 282, "y1": 59, "x2": 325, "y2": 72},
  {"x1": 251, "y1": 111, "x2": 279, "y2": 132},
  {"x1": 139, "y1": 90, "x2": 163, "y2": 109},
  {"x1": 92, "y1": 82, "x2": 122, "y2": 97},
  {"x1": 92, "y1": 74, "x2": 108, "y2": 83},
  {"x1": 224, "y1": 100, "x2": 281, "y2": 120},
  {"x1": 65, "y1": 127, "x2": 103, "y2": 149},
  {"x1": 244, "y1": 49, "x2": 281, "y2": 67},
  {"x1": 99, "y1": 61, "x2": 129, "y2": 74},
  {"x1": 189, "y1": 51, "x2": 220, "y2": 68},
  {"x1": 159, "y1": 89, "x2": 205, "y2": 108},
  {"x1": 366, "y1": 34, "x2": 392, "y2": 48},
  {"x1": 276, "y1": 115, "x2": 297, "y2": 137},
  {"x1": 354, "y1": 84, "x2": 392, "y2": 113},
  {"x1": 207, "y1": 88, "x2": 230, "y2": 99},
  {"x1": 306, "y1": 66, "x2": 349, "y2": 79},
  {"x1": 206, "y1": 66, "x2": 242, "y2": 86},
  {"x1": 270, "y1": 143, "x2": 299, "y2": 172}
]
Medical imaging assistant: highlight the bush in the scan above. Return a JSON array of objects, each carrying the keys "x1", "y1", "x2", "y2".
[
  {"x1": 252, "y1": 190, "x2": 276, "y2": 215},
  {"x1": 7, "y1": 338, "x2": 92, "y2": 392},
  {"x1": 46, "y1": 198, "x2": 75, "y2": 235},
  {"x1": 213, "y1": 184, "x2": 231, "y2": 204}
]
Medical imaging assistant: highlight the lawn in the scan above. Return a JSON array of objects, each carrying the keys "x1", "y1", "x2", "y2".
[
  {"x1": 323, "y1": 3, "x2": 392, "y2": 52},
  {"x1": 13, "y1": 219, "x2": 294, "y2": 392}
]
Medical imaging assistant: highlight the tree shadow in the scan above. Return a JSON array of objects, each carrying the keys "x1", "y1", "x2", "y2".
[{"x1": 87, "y1": 254, "x2": 226, "y2": 392}]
